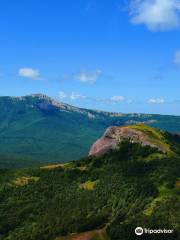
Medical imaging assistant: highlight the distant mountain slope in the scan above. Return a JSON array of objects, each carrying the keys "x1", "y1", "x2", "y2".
[
  {"x1": 0, "y1": 94, "x2": 180, "y2": 168},
  {"x1": 0, "y1": 125, "x2": 180, "y2": 240}
]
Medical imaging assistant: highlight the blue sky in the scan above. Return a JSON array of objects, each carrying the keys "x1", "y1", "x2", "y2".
[{"x1": 0, "y1": 0, "x2": 180, "y2": 115}]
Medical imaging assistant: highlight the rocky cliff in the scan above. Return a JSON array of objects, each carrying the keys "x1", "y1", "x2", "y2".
[{"x1": 89, "y1": 124, "x2": 171, "y2": 156}]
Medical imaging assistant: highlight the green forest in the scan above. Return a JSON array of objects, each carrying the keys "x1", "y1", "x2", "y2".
[
  {"x1": 0, "y1": 129, "x2": 180, "y2": 240},
  {"x1": 1, "y1": 95, "x2": 180, "y2": 169}
]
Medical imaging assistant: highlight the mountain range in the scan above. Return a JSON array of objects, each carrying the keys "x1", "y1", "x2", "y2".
[{"x1": 0, "y1": 94, "x2": 180, "y2": 168}]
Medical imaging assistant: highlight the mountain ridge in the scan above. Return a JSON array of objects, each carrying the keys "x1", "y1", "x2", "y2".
[
  {"x1": 0, "y1": 94, "x2": 180, "y2": 168},
  {"x1": 2, "y1": 93, "x2": 180, "y2": 117}
]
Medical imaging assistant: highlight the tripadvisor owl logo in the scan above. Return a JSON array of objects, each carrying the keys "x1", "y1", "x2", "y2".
[
  {"x1": 135, "y1": 227, "x2": 143, "y2": 236},
  {"x1": 135, "y1": 227, "x2": 174, "y2": 235}
]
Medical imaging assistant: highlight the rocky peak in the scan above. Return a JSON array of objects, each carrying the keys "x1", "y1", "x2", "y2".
[
  {"x1": 25, "y1": 94, "x2": 69, "y2": 110},
  {"x1": 28, "y1": 93, "x2": 50, "y2": 99},
  {"x1": 89, "y1": 125, "x2": 170, "y2": 156}
]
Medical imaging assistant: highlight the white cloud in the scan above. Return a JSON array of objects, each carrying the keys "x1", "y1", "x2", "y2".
[
  {"x1": 58, "y1": 91, "x2": 87, "y2": 101},
  {"x1": 19, "y1": 68, "x2": 41, "y2": 80},
  {"x1": 129, "y1": 0, "x2": 180, "y2": 31},
  {"x1": 148, "y1": 98, "x2": 165, "y2": 104},
  {"x1": 110, "y1": 95, "x2": 125, "y2": 103},
  {"x1": 75, "y1": 69, "x2": 102, "y2": 83},
  {"x1": 174, "y1": 50, "x2": 180, "y2": 66},
  {"x1": 59, "y1": 91, "x2": 67, "y2": 99},
  {"x1": 70, "y1": 92, "x2": 87, "y2": 100}
]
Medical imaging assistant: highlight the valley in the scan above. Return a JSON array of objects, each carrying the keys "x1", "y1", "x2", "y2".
[{"x1": 0, "y1": 94, "x2": 180, "y2": 169}]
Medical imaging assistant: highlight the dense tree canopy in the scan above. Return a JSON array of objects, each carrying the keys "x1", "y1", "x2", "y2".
[{"x1": 0, "y1": 138, "x2": 179, "y2": 240}]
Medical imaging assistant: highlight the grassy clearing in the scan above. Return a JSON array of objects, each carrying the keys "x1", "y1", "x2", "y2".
[
  {"x1": 79, "y1": 180, "x2": 98, "y2": 190},
  {"x1": 40, "y1": 163, "x2": 88, "y2": 171},
  {"x1": 40, "y1": 162, "x2": 73, "y2": 170},
  {"x1": 129, "y1": 124, "x2": 172, "y2": 153},
  {"x1": 40, "y1": 163, "x2": 67, "y2": 170},
  {"x1": 144, "y1": 153, "x2": 165, "y2": 161},
  {"x1": 76, "y1": 166, "x2": 88, "y2": 171},
  {"x1": 13, "y1": 176, "x2": 39, "y2": 186},
  {"x1": 129, "y1": 124, "x2": 164, "y2": 141}
]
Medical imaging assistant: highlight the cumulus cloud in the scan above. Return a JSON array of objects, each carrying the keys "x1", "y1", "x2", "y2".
[
  {"x1": 70, "y1": 92, "x2": 87, "y2": 100},
  {"x1": 110, "y1": 96, "x2": 125, "y2": 103},
  {"x1": 59, "y1": 91, "x2": 87, "y2": 101},
  {"x1": 58, "y1": 91, "x2": 127, "y2": 104},
  {"x1": 59, "y1": 92, "x2": 167, "y2": 105},
  {"x1": 148, "y1": 98, "x2": 165, "y2": 104},
  {"x1": 19, "y1": 68, "x2": 41, "y2": 80},
  {"x1": 174, "y1": 50, "x2": 180, "y2": 66},
  {"x1": 75, "y1": 69, "x2": 102, "y2": 83},
  {"x1": 129, "y1": 0, "x2": 180, "y2": 31}
]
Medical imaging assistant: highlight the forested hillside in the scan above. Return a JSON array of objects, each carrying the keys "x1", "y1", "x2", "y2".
[
  {"x1": 0, "y1": 126, "x2": 180, "y2": 240},
  {"x1": 0, "y1": 94, "x2": 180, "y2": 168}
]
